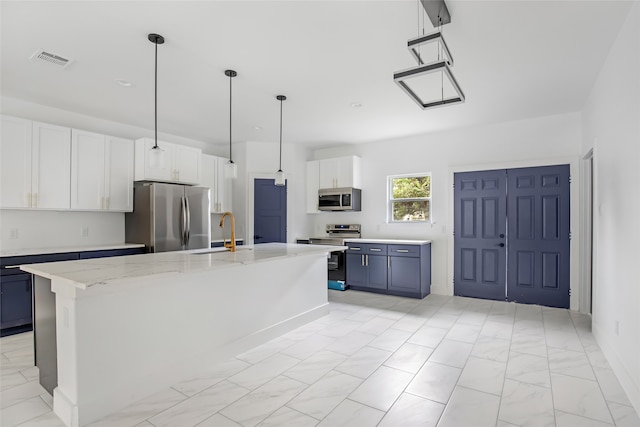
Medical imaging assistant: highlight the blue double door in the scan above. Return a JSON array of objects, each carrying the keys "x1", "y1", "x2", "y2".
[{"x1": 454, "y1": 165, "x2": 570, "y2": 308}]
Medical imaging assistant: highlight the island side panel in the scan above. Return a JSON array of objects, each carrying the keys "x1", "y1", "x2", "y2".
[
  {"x1": 52, "y1": 252, "x2": 330, "y2": 427},
  {"x1": 33, "y1": 275, "x2": 57, "y2": 394}
]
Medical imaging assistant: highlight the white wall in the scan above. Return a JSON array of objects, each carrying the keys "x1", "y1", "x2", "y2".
[
  {"x1": 232, "y1": 140, "x2": 313, "y2": 244},
  {"x1": 581, "y1": 1, "x2": 640, "y2": 413},
  {"x1": 0, "y1": 96, "x2": 227, "y2": 250},
  {"x1": 311, "y1": 113, "x2": 582, "y2": 297},
  {"x1": 0, "y1": 210, "x2": 123, "y2": 250}
]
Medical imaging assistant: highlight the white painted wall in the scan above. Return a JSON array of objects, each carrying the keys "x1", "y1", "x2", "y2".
[
  {"x1": 0, "y1": 210, "x2": 123, "y2": 250},
  {"x1": 581, "y1": 1, "x2": 640, "y2": 413},
  {"x1": 311, "y1": 113, "x2": 582, "y2": 297},
  {"x1": 232, "y1": 140, "x2": 313, "y2": 244}
]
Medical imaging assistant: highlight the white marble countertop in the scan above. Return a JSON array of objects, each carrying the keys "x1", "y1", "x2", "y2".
[
  {"x1": 21, "y1": 243, "x2": 345, "y2": 290},
  {"x1": 343, "y1": 238, "x2": 432, "y2": 244},
  {"x1": 0, "y1": 243, "x2": 146, "y2": 258},
  {"x1": 211, "y1": 238, "x2": 244, "y2": 243}
]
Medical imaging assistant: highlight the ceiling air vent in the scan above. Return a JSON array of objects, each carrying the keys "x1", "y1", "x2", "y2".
[{"x1": 30, "y1": 49, "x2": 72, "y2": 69}]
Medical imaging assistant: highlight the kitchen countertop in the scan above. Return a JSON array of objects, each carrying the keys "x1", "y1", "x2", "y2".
[
  {"x1": 21, "y1": 242, "x2": 346, "y2": 290},
  {"x1": 211, "y1": 238, "x2": 244, "y2": 243},
  {"x1": 0, "y1": 243, "x2": 146, "y2": 258},
  {"x1": 344, "y1": 238, "x2": 432, "y2": 244}
]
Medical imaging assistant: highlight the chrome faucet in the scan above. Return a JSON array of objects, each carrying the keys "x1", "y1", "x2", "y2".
[{"x1": 219, "y1": 212, "x2": 236, "y2": 252}]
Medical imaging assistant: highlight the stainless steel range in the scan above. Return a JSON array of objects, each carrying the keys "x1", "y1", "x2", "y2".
[{"x1": 310, "y1": 224, "x2": 361, "y2": 288}]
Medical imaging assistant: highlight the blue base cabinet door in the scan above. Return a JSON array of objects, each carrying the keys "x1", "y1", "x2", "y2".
[
  {"x1": 367, "y1": 255, "x2": 388, "y2": 290},
  {"x1": 388, "y1": 257, "x2": 421, "y2": 293},
  {"x1": 0, "y1": 274, "x2": 32, "y2": 330},
  {"x1": 346, "y1": 253, "x2": 367, "y2": 287}
]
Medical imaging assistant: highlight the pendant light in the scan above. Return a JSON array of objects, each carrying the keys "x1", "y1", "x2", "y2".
[
  {"x1": 274, "y1": 95, "x2": 287, "y2": 186},
  {"x1": 148, "y1": 33, "x2": 165, "y2": 168},
  {"x1": 225, "y1": 69, "x2": 238, "y2": 179}
]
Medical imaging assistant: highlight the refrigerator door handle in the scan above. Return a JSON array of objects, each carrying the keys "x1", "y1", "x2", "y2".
[
  {"x1": 185, "y1": 196, "x2": 191, "y2": 245},
  {"x1": 180, "y1": 197, "x2": 187, "y2": 247}
]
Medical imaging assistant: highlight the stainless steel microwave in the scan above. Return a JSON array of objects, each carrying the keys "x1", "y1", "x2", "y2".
[{"x1": 318, "y1": 188, "x2": 361, "y2": 211}]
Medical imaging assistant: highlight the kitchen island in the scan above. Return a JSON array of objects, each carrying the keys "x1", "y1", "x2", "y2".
[{"x1": 21, "y1": 242, "x2": 344, "y2": 427}]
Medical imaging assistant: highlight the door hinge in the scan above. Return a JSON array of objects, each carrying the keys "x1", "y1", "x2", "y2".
[
  {"x1": 569, "y1": 176, "x2": 572, "y2": 183},
  {"x1": 569, "y1": 232, "x2": 572, "y2": 240},
  {"x1": 568, "y1": 288, "x2": 571, "y2": 296}
]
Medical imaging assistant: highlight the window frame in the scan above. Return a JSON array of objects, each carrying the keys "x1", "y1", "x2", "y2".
[{"x1": 387, "y1": 173, "x2": 432, "y2": 223}]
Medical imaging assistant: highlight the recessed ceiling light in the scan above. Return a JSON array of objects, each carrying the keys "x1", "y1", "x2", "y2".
[
  {"x1": 115, "y1": 79, "x2": 133, "y2": 87},
  {"x1": 350, "y1": 102, "x2": 363, "y2": 108}
]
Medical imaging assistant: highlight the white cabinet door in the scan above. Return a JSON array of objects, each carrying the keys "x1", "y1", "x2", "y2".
[
  {"x1": 105, "y1": 136, "x2": 134, "y2": 211},
  {"x1": 200, "y1": 154, "x2": 218, "y2": 213},
  {"x1": 335, "y1": 155, "x2": 361, "y2": 188},
  {"x1": 216, "y1": 156, "x2": 232, "y2": 213},
  {"x1": 32, "y1": 121, "x2": 71, "y2": 209},
  {"x1": 306, "y1": 160, "x2": 319, "y2": 213},
  {"x1": 1, "y1": 115, "x2": 32, "y2": 208},
  {"x1": 174, "y1": 145, "x2": 201, "y2": 185},
  {"x1": 318, "y1": 158, "x2": 338, "y2": 189},
  {"x1": 71, "y1": 129, "x2": 105, "y2": 210}
]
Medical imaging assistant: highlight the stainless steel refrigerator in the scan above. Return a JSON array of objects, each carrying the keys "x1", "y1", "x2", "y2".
[{"x1": 125, "y1": 182, "x2": 211, "y2": 252}]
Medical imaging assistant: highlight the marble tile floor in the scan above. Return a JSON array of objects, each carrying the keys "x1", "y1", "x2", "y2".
[{"x1": 1, "y1": 290, "x2": 639, "y2": 427}]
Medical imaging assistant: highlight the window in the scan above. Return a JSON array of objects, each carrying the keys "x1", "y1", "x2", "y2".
[{"x1": 388, "y1": 174, "x2": 431, "y2": 222}]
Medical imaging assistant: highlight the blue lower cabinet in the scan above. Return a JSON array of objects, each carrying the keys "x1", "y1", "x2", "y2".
[
  {"x1": 346, "y1": 254, "x2": 367, "y2": 288},
  {"x1": 211, "y1": 240, "x2": 244, "y2": 248},
  {"x1": 0, "y1": 274, "x2": 32, "y2": 331},
  {"x1": 346, "y1": 242, "x2": 431, "y2": 299},
  {"x1": 79, "y1": 247, "x2": 145, "y2": 259},
  {"x1": 0, "y1": 246, "x2": 145, "y2": 336}
]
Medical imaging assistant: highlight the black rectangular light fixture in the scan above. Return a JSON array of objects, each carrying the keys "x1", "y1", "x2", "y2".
[{"x1": 394, "y1": 30, "x2": 465, "y2": 110}]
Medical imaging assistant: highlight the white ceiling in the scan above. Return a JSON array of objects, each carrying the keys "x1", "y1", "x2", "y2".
[{"x1": 0, "y1": 1, "x2": 633, "y2": 150}]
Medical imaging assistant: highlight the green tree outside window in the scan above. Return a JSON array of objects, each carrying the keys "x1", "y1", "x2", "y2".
[{"x1": 389, "y1": 175, "x2": 431, "y2": 222}]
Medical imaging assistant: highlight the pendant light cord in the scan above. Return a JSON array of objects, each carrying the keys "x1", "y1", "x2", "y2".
[
  {"x1": 154, "y1": 40, "x2": 158, "y2": 149},
  {"x1": 229, "y1": 74, "x2": 233, "y2": 162},
  {"x1": 279, "y1": 98, "x2": 283, "y2": 171}
]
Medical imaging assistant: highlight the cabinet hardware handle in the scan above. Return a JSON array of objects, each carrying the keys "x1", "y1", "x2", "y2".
[
  {"x1": 351, "y1": 247, "x2": 361, "y2": 251},
  {"x1": 366, "y1": 255, "x2": 369, "y2": 266},
  {"x1": 388, "y1": 256, "x2": 390, "y2": 268},
  {"x1": 370, "y1": 248, "x2": 382, "y2": 252},
  {"x1": 396, "y1": 249, "x2": 409, "y2": 253},
  {"x1": 4, "y1": 265, "x2": 21, "y2": 269},
  {"x1": 361, "y1": 254, "x2": 364, "y2": 266}
]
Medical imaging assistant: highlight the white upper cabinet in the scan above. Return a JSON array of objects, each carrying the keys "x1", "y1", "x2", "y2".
[
  {"x1": 201, "y1": 154, "x2": 232, "y2": 214},
  {"x1": 1, "y1": 115, "x2": 33, "y2": 209},
  {"x1": 71, "y1": 130, "x2": 133, "y2": 211},
  {"x1": 1, "y1": 116, "x2": 71, "y2": 210},
  {"x1": 306, "y1": 160, "x2": 320, "y2": 214},
  {"x1": 318, "y1": 155, "x2": 361, "y2": 189},
  {"x1": 106, "y1": 136, "x2": 134, "y2": 211},
  {"x1": 134, "y1": 138, "x2": 201, "y2": 185}
]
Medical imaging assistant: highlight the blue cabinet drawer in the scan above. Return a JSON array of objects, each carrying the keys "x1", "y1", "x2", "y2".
[
  {"x1": 1, "y1": 253, "x2": 80, "y2": 275},
  {"x1": 347, "y1": 243, "x2": 387, "y2": 255},
  {"x1": 388, "y1": 244, "x2": 420, "y2": 257}
]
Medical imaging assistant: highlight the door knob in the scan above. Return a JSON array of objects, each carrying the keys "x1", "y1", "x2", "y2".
[
  {"x1": 254, "y1": 235, "x2": 262, "y2": 240},
  {"x1": 499, "y1": 234, "x2": 505, "y2": 238},
  {"x1": 497, "y1": 243, "x2": 505, "y2": 247}
]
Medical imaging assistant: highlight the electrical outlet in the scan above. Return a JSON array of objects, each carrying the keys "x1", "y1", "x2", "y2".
[
  {"x1": 10, "y1": 228, "x2": 19, "y2": 239},
  {"x1": 81, "y1": 226, "x2": 89, "y2": 237}
]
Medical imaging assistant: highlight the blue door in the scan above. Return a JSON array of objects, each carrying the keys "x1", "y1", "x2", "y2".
[
  {"x1": 454, "y1": 165, "x2": 571, "y2": 308},
  {"x1": 507, "y1": 165, "x2": 570, "y2": 308},
  {"x1": 253, "y1": 179, "x2": 287, "y2": 243},
  {"x1": 454, "y1": 170, "x2": 508, "y2": 301}
]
